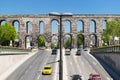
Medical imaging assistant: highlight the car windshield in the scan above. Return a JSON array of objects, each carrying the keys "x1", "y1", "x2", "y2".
[
  {"x1": 72, "y1": 75, "x2": 81, "y2": 80},
  {"x1": 44, "y1": 67, "x2": 51, "y2": 69},
  {"x1": 66, "y1": 49, "x2": 70, "y2": 51},
  {"x1": 93, "y1": 75, "x2": 100, "y2": 77}
]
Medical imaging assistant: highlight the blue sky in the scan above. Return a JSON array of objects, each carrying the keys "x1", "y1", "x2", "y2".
[{"x1": 0, "y1": 0, "x2": 120, "y2": 14}]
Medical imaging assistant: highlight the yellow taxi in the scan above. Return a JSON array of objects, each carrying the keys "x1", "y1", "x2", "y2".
[{"x1": 42, "y1": 65, "x2": 52, "y2": 75}]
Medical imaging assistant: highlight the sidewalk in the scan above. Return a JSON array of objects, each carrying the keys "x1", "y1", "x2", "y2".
[{"x1": 0, "y1": 49, "x2": 38, "y2": 80}]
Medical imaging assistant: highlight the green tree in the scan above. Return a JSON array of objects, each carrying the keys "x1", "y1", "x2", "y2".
[
  {"x1": 77, "y1": 34, "x2": 84, "y2": 48},
  {"x1": 38, "y1": 35, "x2": 45, "y2": 47},
  {"x1": 102, "y1": 19, "x2": 120, "y2": 45},
  {"x1": 0, "y1": 23, "x2": 18, "y2": 46},
  {"x1": 64, "y1": 38, "x2": 72, "y2": 49},
  {"x1": 77, "y1": 30, "x2": 84, "y2": 48},
  {"x1": 51, "y1": 43, "x2": 58, "y2": 49}
]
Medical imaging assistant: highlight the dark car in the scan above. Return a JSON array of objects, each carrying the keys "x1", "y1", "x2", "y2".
[
  {"x1": 76, "y1": 49, "x2": 81, "y2": 55},
  {"x1": 72, "y1": 74, "x2": 82, "y2": 80},
  {"x1": 52, "y1": 49, "x2": 57, "y2": 54}
]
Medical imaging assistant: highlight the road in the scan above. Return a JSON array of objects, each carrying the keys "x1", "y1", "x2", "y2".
[
  {"x1": 64, "y1": 49, "x2": 112, "y2": 80},
  {"x1": 6, "y1": 50, "x2": 59, "y2": 80},
  {"x1": 6, "y1": 49, "x2": 112, "y2": 80}
]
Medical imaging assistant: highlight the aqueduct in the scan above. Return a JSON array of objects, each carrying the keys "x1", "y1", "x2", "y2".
[{"x1": 0, "y1": 14, "x2": 120, "y2": 48}]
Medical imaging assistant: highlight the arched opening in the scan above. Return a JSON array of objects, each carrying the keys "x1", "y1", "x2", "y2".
[
  {"x1": 0, "y1": 20, "x2": 6, "y2": 25},
  {"x1": 102, "y1": 20, "x2": 107, "y2": 30},
  {"x1": 89, "y1": 34, "x2": 97, "y2": 47},
  {"x1": 12, "y1": 20, "x2": 20, "y2": 47},
  {"x1": 64, "y1": 20, "x2": 71, "y2": 33},
  {"x1": 25, "y1": 35, "x2": 33, "y2": 49},
  {"x1": 90, "y1": 20, "x2": 96, "y2": 33},
  {"x1": 26, "y1": 21, "x2": 31, "y2": 34},
  {"x1": 38, "y1": 35, "x2": 46, "y2": 48},
  {"x1": 51, "y1": 20, "x2": 58, "y2": 34},
  {"x1": 51, "y1": 34, "x2": 58, "y2": 49},
  {"x1": 64, "y1": 34, "x2": 72, "y2": 49},
  {"x1": 77, "y1": 20, "x2": 84, "y2": 33},
  {"x1": 39, "y1": 21, "x2": 44, "y2": 34},
  {"x1": 77, "y1": 34, "x2": 84, "y2": 48},
  {"x1": 12, "y1": 20, "x2": 20, "y2": 33}
]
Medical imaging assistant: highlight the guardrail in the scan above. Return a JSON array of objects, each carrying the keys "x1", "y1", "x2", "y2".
[
  {"x1": 91, "y1": 45, "x2": 120, "y2": 53},
  {"x1": 0, "y1": 46, "x2": 31, "y2": 55}
]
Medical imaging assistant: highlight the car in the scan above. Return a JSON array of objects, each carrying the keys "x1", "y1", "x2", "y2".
[
  {"x1": 88, "y1": 73, "x2": 101, "y2": 80},
  {"x1": 65, "y1": 49, "x2": 71, "y2": 55},
  {"x1": 84, "y1": 48, "x2": 88, "y2": 51},
  {"x1": 42, "y1": 65, "x2": 52, "y2": 75},
  {"x1": 52, "y1": 49, "x2": 57, "y2": 54},
  {"x1": 72, "y1": 74, "x2": 82, "y2": 80},
  {"x1": 76, "y1": 49, "x2": 81, "y2": 55}
]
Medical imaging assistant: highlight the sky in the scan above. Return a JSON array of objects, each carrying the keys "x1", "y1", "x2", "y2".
[{"x1": 0, "y1": 0, "x2": 120, "y2": 14}]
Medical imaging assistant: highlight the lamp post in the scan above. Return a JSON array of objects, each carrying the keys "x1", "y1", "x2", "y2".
[{"x1": 49, "y1": 12, "x2": 72, "y2": 80}]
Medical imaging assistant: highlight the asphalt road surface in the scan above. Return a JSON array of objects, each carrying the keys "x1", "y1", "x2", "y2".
[
  {"x1": 7, "y1": 49, "x2": 112, "y2": 80},
  {"x1": 7, "y1": 50, "x2": 59, "y2": 80},
  {"x1": 64, "y1": 49, "x2": 112, "y2": 80}
]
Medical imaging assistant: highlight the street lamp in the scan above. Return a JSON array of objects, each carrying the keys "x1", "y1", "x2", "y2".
[{"x1": 49, "y1": 12, "x2": 72, "y2": 80}]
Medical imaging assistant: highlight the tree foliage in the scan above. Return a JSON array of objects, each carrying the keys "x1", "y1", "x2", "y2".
[
  {"x1": 77, "y1": 30, "x2": 84, "y2": 48},
  {"x1": 51, "y1": 43, "x2": 58, "y2": 49},
  {"x1": 64, "y1": 38, "x2": 72, "y2": 49},
  {"x1": 38, "y1": 35, "x2": 45, "y2": 47},
  {"x1": 102, "y1": 19, "x2": 120, "y2": 45},
  {"x1": 0, "y1": 23, "x2": 18, "y2": 46},
  {"x1": 77, "y1": 34, "x2": 84, "y2": 47}
]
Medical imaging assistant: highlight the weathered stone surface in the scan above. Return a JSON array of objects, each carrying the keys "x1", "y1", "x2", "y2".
[{"x1": 0, "y1": 14, "x2": 120, "y2": 48}]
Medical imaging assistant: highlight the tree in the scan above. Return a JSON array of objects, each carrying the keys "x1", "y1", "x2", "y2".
[
  {"x1": 102, "y1": 19, "x2": 120, "y2": 45},
  {"x1": 77, "y1": 34, "x2": 84, "y2": 48},
  {"x1": 77, "y1": 30, "x2": 84, "y2": 48},
  {"x1": 51, "y1": 43, "x2": 58, "y2": 49},
  {"x1": 0, "y1": 23, "x2": 18, "y2": 46},
  {"x1": 64, "y1": 38, "x2": 72, "y2": 49},
  {"x1": 38, "y1": 35, "x2": 45, "y2": 47}
]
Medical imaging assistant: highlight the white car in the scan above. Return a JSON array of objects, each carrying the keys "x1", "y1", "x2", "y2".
[{"x1": 65, "y1": 49, "x2": 71, "y2": 55}]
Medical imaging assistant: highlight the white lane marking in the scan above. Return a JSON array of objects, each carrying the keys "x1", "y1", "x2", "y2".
[
  {"x1": 19, "y1": 75, "x2": 24, "y2": 80},
  {"x1": 107, "y1": 77, "x2": 113, "y2": 80},
  {"x1": 70, "y1": 62, "x2": 72, "y2": 65},
  {"x1": 92, "y1": 61, "x2": 97, "y2": 65},
  {"x1": 37, "y1": 74, "x2": 41, "y2": 80},
  {"x1": 25, "y1": 69, "x2": 29, "y2": 74}
]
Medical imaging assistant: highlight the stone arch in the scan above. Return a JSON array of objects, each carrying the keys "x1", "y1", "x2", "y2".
[
  {"x1": 26, "y1": 21, "x2": 32, "y2": 34},
  {"x1": 77, "y1": 33, "x2": 84, "y2": 48},
  {"x1": 25, "y1": 35, "x2": 33, "y2": 49},
  {"x1": 90, "y1": 19, "x2": 96, "y2": 33},
  {"x1": 64, "y1": 20, "x2": 72, "y2": 33},
  {"x1": 89, "y1": 34, "x2": 97, "y2": 47},
  {"x1": 51, "y1": 19, "x2": 59, "y2": 34},
  {"x1": 51, "y1": 34, "x2": 59, "y2": 49},
  {"x1": 12, "y1": 20, "x2": 20, "y2": 33},
  {"x1": 39, "y1": 21, "x2": 44, "y2": 34},
  {"x1": 0, "y1": 20, "x2": 6, "y2": 25},
  {"x1": 102, "y1": 19, "x2": 107, "y2": 30},
  {"x1": 63, "y1": 33, "x2": 72, "y2": 49},
  {"x1": 77, "y1": 20, "x2": 84, "y2": 33}
]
